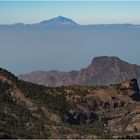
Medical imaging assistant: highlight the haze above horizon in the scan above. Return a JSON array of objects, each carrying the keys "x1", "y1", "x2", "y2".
[{"x1": 0, "y1": 1, "x2": 140, "y2": 24}]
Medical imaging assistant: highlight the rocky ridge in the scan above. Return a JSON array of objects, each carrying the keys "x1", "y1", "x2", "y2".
[{"x1": 19, "y1": 56, "x2": 140, "y2": 87}]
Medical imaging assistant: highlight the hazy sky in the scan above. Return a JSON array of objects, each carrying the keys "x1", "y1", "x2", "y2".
[{"x1": 0, "y1": 1, "x2": 140, "y2": 24}]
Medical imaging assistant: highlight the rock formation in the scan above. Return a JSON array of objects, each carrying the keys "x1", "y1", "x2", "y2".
[{"x1": 19, "y1": 56, "x2": 140, "y2": 87}]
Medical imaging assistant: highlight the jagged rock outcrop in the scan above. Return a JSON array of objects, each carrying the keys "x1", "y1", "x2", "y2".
[
  {"x1": 64, "y1": 79, "x2": 140, "y2": 138},
  {"x1": 19, "y1": 56, "x2": 140, "y2": 87},
  {"x1": 122, "y1": 78, "x2": 139, "y2": 92}
]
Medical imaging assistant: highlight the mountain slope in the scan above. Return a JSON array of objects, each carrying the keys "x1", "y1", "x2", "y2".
[
  {"x1": 0, "y1": 68, "x2": 79, "y2": 138},
  {"x1": 1, "y1": 68, "x2": 140, "y2": 138},
  {"x1": 19, "y1": 56, "x2": 140, "y2": 87}
]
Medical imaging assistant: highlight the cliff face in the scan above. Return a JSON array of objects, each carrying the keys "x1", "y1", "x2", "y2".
[
  {"x1": 19, "y1": 56, "x2": 140, "y2": 87},
  {"x1": 1, "y1": 68, "x2": 140, "y2": 138}
]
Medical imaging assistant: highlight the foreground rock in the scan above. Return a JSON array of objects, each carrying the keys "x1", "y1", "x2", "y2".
[{"x1": 1, "y1": 68, "x2": 140, "y2": 138}]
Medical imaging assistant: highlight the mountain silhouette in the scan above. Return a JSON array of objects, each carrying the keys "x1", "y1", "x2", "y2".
[{"x1": 38, "y1": 16, "x2": 79, "y2": 26}]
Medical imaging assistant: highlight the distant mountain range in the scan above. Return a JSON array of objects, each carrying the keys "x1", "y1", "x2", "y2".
[
  {"x1": 1, "y1": 16, "x2": 140, "y2": 28},
  {"x1": 19, "y1": 56, "x2": 140, "y2": 87}
]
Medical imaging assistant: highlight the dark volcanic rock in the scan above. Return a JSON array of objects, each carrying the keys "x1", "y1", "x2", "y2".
[
  {"x1": 121, "y1": 78, "x2": 140, "y2": 101},
  {"x1": 121, "y1": 78, "x2": 139, "y2": 92}
]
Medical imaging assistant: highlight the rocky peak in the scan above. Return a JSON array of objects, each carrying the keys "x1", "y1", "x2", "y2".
[
  {"x1": 90, "y1": 56, "x2": 124, "y2": 69},
  {"x1": 91, "y1": 56, "x2": 120, "y2": 63},
  {"x1": 82, "y1": 56, "x2": 126, "y2": 83}
]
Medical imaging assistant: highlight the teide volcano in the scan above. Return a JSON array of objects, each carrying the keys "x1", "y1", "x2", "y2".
[
  {"x1": 38, "y1": 16, "x2": 79, "y2": 26},
  {"x1": 19, "y1": 56, "x2": 140, "y2": 87}
]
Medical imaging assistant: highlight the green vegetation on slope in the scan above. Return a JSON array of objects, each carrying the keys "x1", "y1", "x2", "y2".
[{"x1": 16, "y1": 80, "x2": 69, "y2": 116}]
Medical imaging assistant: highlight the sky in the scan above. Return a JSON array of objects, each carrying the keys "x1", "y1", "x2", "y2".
[{"x1": 0, "y1": 1, "x2": 140, "y2": 24}]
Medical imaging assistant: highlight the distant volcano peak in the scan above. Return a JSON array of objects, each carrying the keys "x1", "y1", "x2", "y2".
[{"x1": 39, "y1": 16, "x2": 79, "y2": 26}]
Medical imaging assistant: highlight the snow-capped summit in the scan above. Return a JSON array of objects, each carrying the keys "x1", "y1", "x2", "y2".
[{"x1": 39, "y1": 16, "x2": 79, "y2": 26}]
